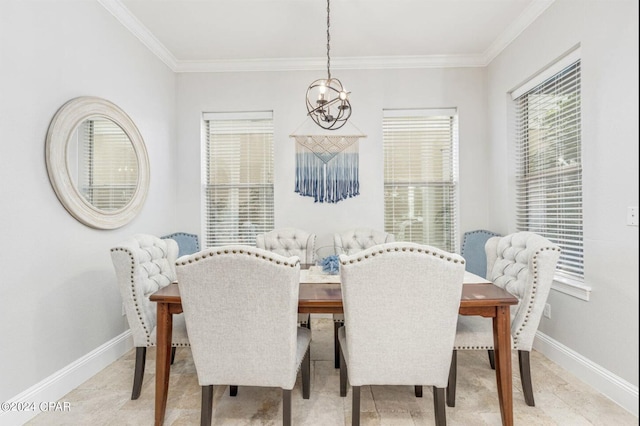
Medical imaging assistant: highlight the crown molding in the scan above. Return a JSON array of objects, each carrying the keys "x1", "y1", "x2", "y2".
[{"x1": 99, "y1": 0, "x2": 555, "y2": 73}]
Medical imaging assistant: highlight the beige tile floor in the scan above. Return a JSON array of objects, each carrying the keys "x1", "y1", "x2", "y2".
[{"x1": 27, "y1": 318, "x2": 636, "y2": 425}]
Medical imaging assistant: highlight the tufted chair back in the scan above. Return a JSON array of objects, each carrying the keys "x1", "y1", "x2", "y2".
[
  {"x1": 255, "y1": 227, "x2": 317, "y2": 264},
  {"x1": 110, "y1": 234, "x2": 179, "y2": 347},
  {"x1": 485, "y1": 231, "x2": 561, "y2": 351},
  {"x1": 334, "y1": 228, "x2": 395, "y2": 255},
  {"x1": 161, "y1": 232, "x2": 200, "y2": 258}
]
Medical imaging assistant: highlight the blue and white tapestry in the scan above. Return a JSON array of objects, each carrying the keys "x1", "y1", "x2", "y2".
[{"x1": 292, "y1": 135, "x2": 362, "y2": 203}]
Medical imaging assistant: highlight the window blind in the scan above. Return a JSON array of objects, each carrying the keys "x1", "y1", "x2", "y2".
[
  {"x1": 514, "y1": 58, "x2": 583, "y2": 279},
  {"x1": 203, "y1": 112, "x2": 274, "y2": 248},
  {"x1": 78, "y1": 117, "x2": 137, "y2": 211},
  {"x1": 383, "y1": 109, "x2": 459, "y2": 252}
]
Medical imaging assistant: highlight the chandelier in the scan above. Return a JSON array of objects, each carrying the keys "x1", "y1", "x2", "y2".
[{"x1": 306, "y1": 0, "x2": 351, "y2": 130}]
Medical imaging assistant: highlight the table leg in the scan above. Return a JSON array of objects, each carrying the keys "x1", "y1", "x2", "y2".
[
  {"x1": 155, "y1": 302, "x2": 173, "y2": 426},
  {"x1": 492, "y1": 305, "x2": 513, "y2": 426}
]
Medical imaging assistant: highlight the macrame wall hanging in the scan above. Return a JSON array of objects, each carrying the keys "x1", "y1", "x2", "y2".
[{"x1": 290, "y1": 133, "x2": 365, "y2": 203}]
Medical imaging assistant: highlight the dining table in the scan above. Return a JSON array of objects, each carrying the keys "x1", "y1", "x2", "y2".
[{"x1": 150, "y1": 266, "x2": 518, "y2": 426}]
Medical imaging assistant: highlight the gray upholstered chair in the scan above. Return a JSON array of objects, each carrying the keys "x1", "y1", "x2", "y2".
[
  {"x1": 337, "y1": 242, "x2": 465, "y2": 426},
  {"x1": 161, "y1": 232, "x2": 200, "y2": 257},
  {"x1": 110, "y1": 234, "x2": 190, "y2": 400},
  {"x1": 256, "y1": 227, "x2": 317, "y2": 329},
  {"x1": 175, "y1": 246, "x2": 311, "y2": 426},
  {"x1": 448, "y1": 231, "x2": 560, "y2": 407},
  {"x1": 460, "y1": 229, "x2": 500, "y2": 278},
  {"x1": 332, "y1": 228, "x2": 395, "y2": 368}
]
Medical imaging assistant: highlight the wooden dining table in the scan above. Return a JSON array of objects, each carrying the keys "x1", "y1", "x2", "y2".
[{"x1": 150, "y1": 268, "x2": 518, "y2": 426}]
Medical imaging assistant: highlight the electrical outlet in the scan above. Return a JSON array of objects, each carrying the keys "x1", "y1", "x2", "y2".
[
  {"x1": 627, "y1": 206, "x2": 639, "y2": 226},
  {"x1": 543, "y1": 303, "x2": 551, "y2": 319}
]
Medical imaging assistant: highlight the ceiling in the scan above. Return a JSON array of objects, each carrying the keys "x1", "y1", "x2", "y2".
[{"x1": 99, "y1": 0, "x2": 555, "y2": 72}]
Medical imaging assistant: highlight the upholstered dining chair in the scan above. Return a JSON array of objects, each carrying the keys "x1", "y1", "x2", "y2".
[
  {"x1": 448, "y1": 231, "x2": 560, "y2": 407},
  {"x1": 175, "y1": 246, "x2": 311, "y2": 426},
  {"x1": 337, "y1": 242, "x2": 465, "y2": 426},
  {"x1": 161, "y1": 231, "x2": 200, "y2": 258},
  {"x1": 256, "y1": 227, "x2": 317, "y2": 329},
  {"x1": 460, "y1": 229, "x2": 500, "y2": 278},
  {"x1": 331, "y1": 228, "x2": 395, "y2": 368},
  {"x1": 110, "y1": 234, "x2": 190, "y2": 400}
]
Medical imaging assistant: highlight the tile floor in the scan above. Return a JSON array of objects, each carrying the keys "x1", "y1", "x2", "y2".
[{"x1": 27, "y1": 317, "x2": 636, "y2": 425}]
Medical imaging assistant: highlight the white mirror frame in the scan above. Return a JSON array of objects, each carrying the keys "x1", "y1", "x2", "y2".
[{"x1": 45, "y1": 96, "x2": 150, "y2": 229}]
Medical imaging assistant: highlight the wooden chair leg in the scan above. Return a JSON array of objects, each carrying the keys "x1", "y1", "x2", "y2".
[
  {"x1": 302, "y1": 347, "x2": 310, "y2": 399},
  {"x1": 433, "y1": 387, "x2": 446, "y2": 426},
  {"x1": 339, "y1": 342, "x2": 348, "y2": 397},
  {"x1": 488, "y1": 349, "x2": 495, "y2": 370},
  {"x1": 519, "y1": 350, "x2": 535, "y2": 406},
  {"x1": 201, "y1": 385, "x2": 213, "y2": 426},
  {"x1": 305, "y1": 313, "x2": 311, "y2": 329},
  {"x1": 282, "y1": 389, "x2": 292, "y2": 426},
  {"x1": 334, "y1": 321, "x2": 341, "y2": 368},
  {"x1": 446, "y1": 350, "x2": 457, "y2": 407},
  {"x1": 352, "y1": 386, "x2": 361, "y2": 426},
  {"x1": 171, "y1": 346, "x2": 177, "y2": 365},
  {"x1": 131, "y1": 347, "x2": 146, "y2": 400},
  {"x1": 415, "y1": 385, "x2": 423, "y2": 397},
  {"x1": 230, "y1": 386, "x2": 238, "y2": 396}
]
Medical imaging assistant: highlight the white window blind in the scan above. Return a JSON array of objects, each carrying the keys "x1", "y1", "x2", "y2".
[
  {"x1": 514, "y1": 57, "x2": 583, "y2": 279},
  {"x1": 78, "y1": 117, "x2": 138, "y2": 211},
  {"x1": 383, "y1": 109, "x2": 459, "y2": 252},
  {"x1": 203, "y1": 112, "x2": 274, "y2": 248}
]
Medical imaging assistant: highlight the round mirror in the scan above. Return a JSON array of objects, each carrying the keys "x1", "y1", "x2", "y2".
[{"x1": 46, "y1": 97, "x2": 150, "y2": 229}]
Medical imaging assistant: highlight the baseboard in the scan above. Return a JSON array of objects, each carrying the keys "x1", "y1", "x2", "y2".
[
  {"x1": 0, "y1": 331, "x2": 133, "y2": 426},
  {"x1": 534, "y1": 331, "x2": 639, "y2": 417}
]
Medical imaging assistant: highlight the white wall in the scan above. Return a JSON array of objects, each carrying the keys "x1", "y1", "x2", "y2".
[
  {"x1": 486, "y1": 0, "x2": 639, "y2": 386},
  {"x1": 0, "y1": 1, "x2": 177, "y2": 401},
  {"x1": 176, "y1": 67, "x2": 490, "y2": 249}
]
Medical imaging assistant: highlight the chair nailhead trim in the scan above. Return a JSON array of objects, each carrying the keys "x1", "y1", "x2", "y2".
[
  {"x1": 340, "y1": 245, "x2": 465, "y2": 265},
  {"x1": 176, "y1": 247, "x2": 299, "y2": 268}
]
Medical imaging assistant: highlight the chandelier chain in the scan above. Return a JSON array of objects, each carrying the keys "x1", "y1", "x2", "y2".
[{"x1": 326, "y1": 0, "x2": 331, "y2": 80}]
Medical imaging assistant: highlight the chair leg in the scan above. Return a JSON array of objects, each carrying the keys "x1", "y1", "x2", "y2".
[
  {"x1": 302, "y1": 347, "x2": 310, "y2": 399},
  {"x1": 433, "y1": 387, "x2": 447, "y2": 426},
  {"x1": 282, "y1": 389, "x2": 292, "y2": 426},
  {"x1": 305, "y1": 313, "x2": 311, "y2": 329},
  {"x1": 201, "y1": 385, "x2": 213, "y2": 426},
  {"x1": 339, "y1": 342, "x2": 348, "y2": 397},
  {"x1": 488, "y1": 349, "x2": 495, "y2": 370},
  {"x1": 519, "y1": 350, "x2": 536, "y2": 406},
  {"x1": 446, "y1": 350, "x2": 457, "y2": 407},
  {"x1": 351, "y1": 386, "x2": 361, "y2": 426},
  {"x1": 415, "y1": 386, "x2": 423, "y2": 397},
  {"x1": 230, "y1": 386, "x2": 238, "y2": 396},
  {"x1": 334, "y1": 321, "x2": 341, "y2": 368},
  {"x1": 131, "y1": 347, "x2": 146, "y2": 400},
  {"x1": 171, "y1": 346, "x2": 177, "y2": 365}
]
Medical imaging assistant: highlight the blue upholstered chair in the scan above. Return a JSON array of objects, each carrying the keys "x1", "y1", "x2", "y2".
[
  {"x1": 460, "y1": 229, "x2": 500, "y2": 278},
  {"x1": 161, "y1": 232, "x2": 200, "y2": 257}
]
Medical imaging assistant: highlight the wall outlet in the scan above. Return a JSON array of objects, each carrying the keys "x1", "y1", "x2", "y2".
[
  {"x1": 543, "y1": 303, "x2": 551, "y2": 319},
  {"x1": 627, "y1": 206, "x2": 639, "y2": 226}
]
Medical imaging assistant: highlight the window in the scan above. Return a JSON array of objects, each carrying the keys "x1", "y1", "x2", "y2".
[
  {"x1": 76, "y1": 117, "x2": 138, "y2": 211},
  {"x1": 383, "y1": 109, "x2": 459, "y2": 252},
  {"x1": 513, "y1": 50, "x2": 583, "y2": 280},
  {"x1": 203, "y1": 111, "x2": 274, "y2": 248}
]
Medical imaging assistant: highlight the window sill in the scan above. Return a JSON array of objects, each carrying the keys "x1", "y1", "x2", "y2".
[{"x1": 552, "y1": 275, "x2": 591, "y2": 301}]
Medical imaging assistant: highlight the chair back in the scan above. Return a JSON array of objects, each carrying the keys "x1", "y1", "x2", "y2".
[
  {"x1": 461, "y1": 229, "x2": 500, "y2": 278},
  {"x1": 485, "y1": 232, "x2": 560, "y2": 350},
  {"x1": 334, "y1": 228, "x2": 395, "y2": 255},
  {"x1": 175, "y1": 246, "x2": 302, "y2": 389},
  {"x1": 110, "y1": 234, "x2": 179, "y2": 347},
  {"x1": 255, "y1": 227, "x2": 316, "y2": 264},
  {"x1": 161, "y1": 232, "x2": 200, "y2": 257},
  {"x1": 339, "y1": 242, "x2": 465, "y2": 387}
]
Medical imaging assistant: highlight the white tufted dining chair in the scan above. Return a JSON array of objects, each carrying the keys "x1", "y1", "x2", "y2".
[
  {"x1": 256, "y1": 227, "x2": 317, "y2": 329},
  {"x1": 338, "y1": 242, "x2": 465, "y2": 426},
  {"x1": 332, "y1": 228, "x2": 395, "y2": 368},
  {"x1": 110, "y1": 234, "x2": 190, "y2": 399},
  {"x1": 447, "y1": 231, "x2": 561, "y2": 407},
  {"x1": 175, "y1": 246, "x2": 311, "y2": 426}
]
